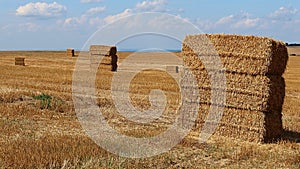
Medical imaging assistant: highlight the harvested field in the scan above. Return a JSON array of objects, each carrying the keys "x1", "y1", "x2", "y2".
[{"x1": 0, "y1": 49, "x2": 299, "y2": 168}]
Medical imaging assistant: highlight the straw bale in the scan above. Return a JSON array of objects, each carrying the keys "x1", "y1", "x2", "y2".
[
  {"x1": 183, "y1": 52, "x2": 276, "y2": 75},
  {"x1": 180, "y1": 34, "x2": 287, "y2": 142},
  {"x1": 166, "y1": 66, "x2": 179, "y2": 74},
  {"x1": 67, "y1": 48, "x2": 75, "y2": 57},
  {"x1": 183, "y1": 103, "x2": 282, "y2": 142},
  {"x1": 181, "y1": 68, "x2": 285, "y2": 112},
  {"x1": 181, "y1": 67, "x2": 284, "y2": 95},
  {"x1": 223, "y1": 111, "x2": 282, "y2": 142},
  {"x1": 15, "y1": 57, "x2": 25, "y2": 66},
  {"x1": 181, "y1": 86, "x2": 284, "y2": 112},
  {"x1": 182, "y1": 34, "x2": 288, "y2": 75},
  {"x1": 90, "y1": 45, "x2": 117, "y2": 56}
]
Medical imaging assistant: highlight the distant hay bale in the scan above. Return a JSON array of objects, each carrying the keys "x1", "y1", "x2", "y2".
[
  {"x1": 90, "y1": 45, "x2": 117, "y2": 56},
  {"x1": 67, "y1": 48, "x2": 75, "y2": 57},
  {"x1": 166, "y1": 65, "x2": 179, "y2": 74},
  {"x1": 181, "y1": 34, "x2": 288, "y2": 143},
  {"x1": 15, "y1": 57, "x2": 25, "y2": 66}
]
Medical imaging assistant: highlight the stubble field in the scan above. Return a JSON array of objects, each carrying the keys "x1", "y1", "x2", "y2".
[{"x1": 0, "y1": 48, "x2": 299, "y2": 168}]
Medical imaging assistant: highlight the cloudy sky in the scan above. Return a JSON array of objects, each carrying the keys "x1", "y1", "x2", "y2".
[{"x1": 0, "y1": 0, "x2": 300, "y2": 50}]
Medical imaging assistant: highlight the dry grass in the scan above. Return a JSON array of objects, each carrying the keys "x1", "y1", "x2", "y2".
[{"x1": 0, "y1": 50, "x2": 299, "y2": 168}]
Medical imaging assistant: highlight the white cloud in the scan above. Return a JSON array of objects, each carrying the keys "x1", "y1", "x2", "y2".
[
  {"x1": 147, "y1": 14, "x2": 190, "y2": 31},
  {"x1": 103, "y1": 0, "x2": 169, "y2": 24},
  {"x1": 16, "y1": 2, "x2": 67, "y2": 18},
  {"x1": 197, "y1": 7, "x2": 299, "y2": 34},
  {"x1": 211, "y1": 12, "x2": 260, "y2": 29},
  {"x1": 104, "y1": 9, "x2": 133, "y2": 24},
  {"x1": 196, "y1": 18, "x2": 214, "y2": 30},
  {"x1": 63, "y1": 6, "x2": 105, "y2": 28},
  {"x1": 216, "y1": 15, "x2": 234, "y2": 25},
  {"x1": 89, "y1": 17, "x2": 106, "y2": 28},
  {"x1": 251, "y1": 6, "x2": 300, "y2": 31},
  {"x1": 64, "y1": 16, "x2": 87, "y2": 27},
  {"x1": 18, "y1": 22, "x2": 40, "y2": 32},
  {"x1": 136, "y1": 0, "x2": 167, "y2": 12},
  {"x1": 64, "y1": 17, "x2": 80, "y2": 25},
  {"x1": 63, "y1": 0, "x2": 170, "y2": 29},
  {"x1": 85, "y1": 6, "x2": 106, "y2": 16},
  {"x1": 80, "y1": 0, "x2": 103, "y2": 3},
  {"x1": 270, "y1": 6, "x2": 298, "y2": 20},
  {"x1": 87, "y1": 0, "x2": 171, "y2": 25},
  {"x1": 89, "y1": 17, "x2": 102, "y2": 25},
  {"x1": 232, "y1": 18, "x2": 260, "y2": 28}
]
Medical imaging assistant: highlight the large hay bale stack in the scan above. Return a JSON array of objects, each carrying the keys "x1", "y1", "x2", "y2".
[
  {"x1": 181, "y1": 34, "x2": 288, "y2": 142},
  {"x1": 67, "y1": 48, "x2": 75, "y2": 57},
  {"x1": 15, "y1": 57, "x2": 25, "y2": 66}
]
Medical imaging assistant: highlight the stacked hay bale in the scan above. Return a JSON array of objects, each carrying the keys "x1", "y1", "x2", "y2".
[
  {"x1": 181, "y1": 34, "x2": 288, "y2": 142},
  {"x1": 89, "y1": 45, "x2": 117, "y2": 69},
  {"x1": 90, "y1": 45, "x2": 117, "y2": 56},
  {"x1": 166, "y1": 65, "x2": 179, "y2": 74},
  {"x1": 15, "y1": 57, "x2": 25, "y2": 66},
  {"x1": 67, "y1": 48, "x2": 75, "y2": 57}
]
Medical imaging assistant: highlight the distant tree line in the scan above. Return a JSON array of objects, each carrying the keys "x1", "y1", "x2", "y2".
[{"x1": 286, "y1": 43, "x2": 300, "y2": 46}]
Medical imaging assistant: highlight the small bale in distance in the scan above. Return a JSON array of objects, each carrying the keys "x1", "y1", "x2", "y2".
[
  {"x1": 166, "y1": 66, "x2": 179, "y2": 74},
  {"x1": 15, "y1": 57, "x2": 25, "y2": 66},
  {"x1": 67, "y1": 48, "x2": 75, "y2": 57},
  {"x1": 90, "y1": 45, "x2": 117, "y2": 56}
]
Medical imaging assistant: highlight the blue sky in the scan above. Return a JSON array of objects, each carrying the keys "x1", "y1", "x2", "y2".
[{"x1": 0, "y1": 0, "x2": 300, "y2": 50}]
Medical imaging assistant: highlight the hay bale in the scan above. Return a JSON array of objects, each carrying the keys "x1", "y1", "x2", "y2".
[
  {"x1": 166, "y1": 66, "x2": 179, "y2": 74},
  {"x1": 181, "y1": 34, "x2": 287, "y2": 142},
  {"x1": 182, "y1": 102, "x2": 282, "y2": 143},
  {"x1": 181, "y1": 68, "x2": 285, "y2": 112},
  {"x1": 90, "y1": 45, "x2": 117, "y2": 56},
  {"x1": 182, "y1": 68, "x2": 283, "y2": 95},
  {"x1": 15, "y1": 57, "x2": 25, "y2": 66},
  {"x1": 182, "y1": 34, "x2": 288, "y2": 75},
  {"x1": 67, "y1": 48, "x2": 75, "y2": 57}
]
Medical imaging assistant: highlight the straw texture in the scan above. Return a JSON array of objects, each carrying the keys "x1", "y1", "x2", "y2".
[
  {"x1": 182, "y1": 34, "x2": 288, "y2": 75},
  {"x1": 66, "y1": 48, "x2": 75, "y2": 57},
  {"x1": 181, "y1": 34, "x2": 288, "y2": 142},
  {"x1": 189, "y1": 104, "x2": 283, "y2": 142},
  {"x1": 15, "y1": 57, "x2": 25, "y2": 66},
  {"x1": 90, "y1": 45, "x2": 117, "y2": 56}
]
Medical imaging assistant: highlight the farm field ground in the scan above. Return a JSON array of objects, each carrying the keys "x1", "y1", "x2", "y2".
[
  {"x1": 0, "y1": 47, "x2": 299, "y2": 168},
  {"x1": 287, "y1": 46, "x2": 300, "y2": 56}
]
